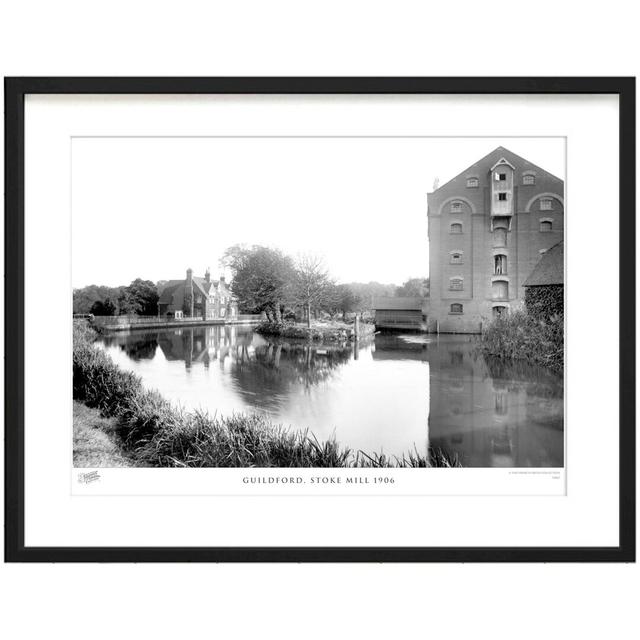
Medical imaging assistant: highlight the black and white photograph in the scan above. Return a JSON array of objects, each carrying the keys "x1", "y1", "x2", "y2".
[
  {"x1": 72, "y1": 137, "x2": 565, "y2": 470},
  {"x1": 6, "y1": 76, "x2": 632, "y2": 566},
  {"x1": 2, "y1": 1, "x2": 637, "y2": 636}
]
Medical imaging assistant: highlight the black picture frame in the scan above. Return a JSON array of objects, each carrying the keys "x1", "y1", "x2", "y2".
[{"x1": 4, "y1": 77, "x2": 636, "y2": 563}]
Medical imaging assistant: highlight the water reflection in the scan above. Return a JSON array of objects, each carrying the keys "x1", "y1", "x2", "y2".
[
  {"x1": 427, "y1": 336, "x2": 563, "y2": 467},
  {"x1": 97, "y1": 327, "x2": 563, "y2": 467},
  {"x1": 102, "y1": 332, "x2": 158, "y2": 361}
]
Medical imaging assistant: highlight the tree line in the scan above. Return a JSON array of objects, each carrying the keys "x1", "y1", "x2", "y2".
[
  {"x1": 73, "y1": 247, "x2": 428, "y2": 321},
  {"x1": 221, "y1": 244, "x2": 428, "y2": 325},
  {"x1": 73, "y1": 279, "x2": 159, "y2": 316}
]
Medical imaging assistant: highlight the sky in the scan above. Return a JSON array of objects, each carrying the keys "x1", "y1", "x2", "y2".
[{"x1": 71, "y1": 137, "x2": 565, "y2": 288}]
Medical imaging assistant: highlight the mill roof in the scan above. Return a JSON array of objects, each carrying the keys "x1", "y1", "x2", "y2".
[{"x1": 430, "y1": 146, "x2": 563, "y2": 194}]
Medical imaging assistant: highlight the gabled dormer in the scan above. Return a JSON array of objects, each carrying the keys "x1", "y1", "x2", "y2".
[{"x1": 490, "y1": 157, "x2": 515, "y2": 217}]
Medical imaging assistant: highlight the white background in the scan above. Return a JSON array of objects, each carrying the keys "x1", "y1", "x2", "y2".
[
  {"x1": 28, "y1": 95, "x2": 600, "y2": 546},
  {"x1": 1, "y1": 2, "x2": 638, "y2": 639}
]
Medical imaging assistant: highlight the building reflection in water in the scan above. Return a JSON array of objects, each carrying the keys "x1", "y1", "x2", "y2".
[
  {"x1": 99, "y1": 328, "x2": 563, "y2": 467},
  {"x1": 426, "y1": 336, "x2": 563, "y2": 467}
]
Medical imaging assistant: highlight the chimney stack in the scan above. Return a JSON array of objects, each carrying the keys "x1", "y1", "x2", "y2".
[
  {"x1": 205, "y1": 267, "x2": 211, "y2": 283},
  {"x1": 184, "y1": 268, "x2": 194, "y2": 317},
  {"x1": 219, "y1": 275, "x2": 226, "y2": 286}
]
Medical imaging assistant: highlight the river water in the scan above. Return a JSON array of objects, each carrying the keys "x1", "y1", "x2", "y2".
[{"x1": 97, "y1": 325, "x2": 564, "y2": 467}]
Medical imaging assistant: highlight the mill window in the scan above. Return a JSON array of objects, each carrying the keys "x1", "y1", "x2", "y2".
[
  {"x1": 498, "y1": 192, "x2": 507, "y2": 201},
  {"x1": 493, "y1": 228, "x2": 507, "y2": 247},
  {"x1": 540, "y1": 198, "x2": 552, "y2": 210},
  {"x1": 466, "y1": 177, "x2": 479, "y2": 188},
  {"x1": 494, "y1": 254, "x2": 507, "y2": 275},
  {"x1": 449, "y1": 278, "x2": 464, "y2": 291},
  {"x1": 450, "y1": 201, "x2": 462, "y2": 213},
  {"x1": 493, "y1": 306, "x2": 508, "y2": 321},
  {"x1": 450, "y1": 303, "x2": 463, "y2": 314},
  {"x1": 492, "y1": 280, "x2": 509, "y2": 301},
  {"x1": 523, "y1": 174, "x2": 535, "y2": 185},
  {"x1": 540, "y1": 220, "x2": 552, "y2": 232},
  {"x1": 450, "y1": 223, "x2": 463, "y2": 234}
]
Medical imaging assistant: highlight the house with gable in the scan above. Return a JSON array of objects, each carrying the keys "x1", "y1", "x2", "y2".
[{"x1": 157, "y1": 268, "x2": 238, "y2": 320}]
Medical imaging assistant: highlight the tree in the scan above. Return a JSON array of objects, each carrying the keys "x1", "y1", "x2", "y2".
[
  {"x1": 73, "y1": 279, "x2": 158, "y2": 316},
  {"x1": 292, "y1": 254, "x2": 333, "y2": 327},
  {"x1": 73, "y1": 285, "x2": 123, "y2": 314},
  {"x1": 118, "y1": 279, "x2": 159, "y2": 316},
  {"x1": 128, "y1": 278, "x2": 159, "y2": 315},
  {"x1": 395, "y1": 277, "x2": 429, "y2": 298},
  {"x1": 334, "y1": 284, "x2": 361, "y2": 320},
  {"x1": 90, "y1": 298, "x2": 117, "y2": 316},
  {"x1": 221, "y1": 245, "x2": 295, "y2": 322},
  {"x1": 341, "y1": 281, "x2": 397, "y2": 312}
]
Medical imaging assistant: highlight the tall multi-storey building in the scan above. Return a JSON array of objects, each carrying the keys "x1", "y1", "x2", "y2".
[{"x1": 427, "y1": 146, "x2": 564, "y2": 333}]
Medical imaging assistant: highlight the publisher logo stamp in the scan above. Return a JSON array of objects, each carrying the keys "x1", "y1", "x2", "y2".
[{"x1": 78, "y1": 470, "x2": 101, "y2": 484}]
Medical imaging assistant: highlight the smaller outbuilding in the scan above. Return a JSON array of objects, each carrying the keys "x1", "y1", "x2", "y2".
[
  {"x1": 372, "y1": 297, "x2": 429, "y2": 331},
  {"x1": 523, "y1": 241, "x2": 564, "y2": 320}
]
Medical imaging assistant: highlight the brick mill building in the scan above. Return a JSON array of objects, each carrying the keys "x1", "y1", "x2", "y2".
[{"x1": 427, "y1": 147, "x2": 564, "y2": 333}]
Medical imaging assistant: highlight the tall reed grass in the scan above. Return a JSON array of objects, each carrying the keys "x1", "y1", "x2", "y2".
[
  {"x1": 73, "y1": 321, "x2": 460, "y2": 468},
  {"x1": 477, "y1": 310, "x2": 563, "y2": 372}
]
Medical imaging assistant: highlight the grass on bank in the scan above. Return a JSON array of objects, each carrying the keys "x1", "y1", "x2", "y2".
[
  {"x1": 73, "y1": 401, "x2": 136, "y2": 468},
  {"x1": 477, "y1": 310, "x2": 563, "y2": 373},
  {"x1": 73, "y1": 321, "x2": 460, "y2": 468}
]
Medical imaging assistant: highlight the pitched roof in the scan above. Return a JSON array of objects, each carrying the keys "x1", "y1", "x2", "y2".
[
  {"x1": 192, "y1": 277, "x2": 211, "y2": 295},
  {"x1": 158, "y1": 274, "x2": 231, "y2": 306},
  {"x1": 431, "y1": 146, "x2": 563, "y2": 194},
  {"x1": 158, "y1": 280, "x2": 184, "y2": 305},
  {"x1": 373, "y1": 296, "x2": 426, "y2": 310},
  {"x1": 523, "y1": 241, "x2": 564, "y2": 286}
]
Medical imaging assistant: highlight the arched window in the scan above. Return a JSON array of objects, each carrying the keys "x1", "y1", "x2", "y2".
[
  {"x1": 540, "y1": 219, "x2": 552, "y2": 232},
  {"x1": 494, "y1": 227, "x2": 507, "y2": 246},
  {"x1": 523, "y1": 174, "x2": 535, "y2": 185},
  {"x1": 450, "y1": 303, "x2": 463, "y2": 314},
  {"x1": 450, "y1": 201, "x2": 463, "y2": 213},
  {"x1": 449, "y1": 277, "x2": 463, "y2": 291},
  {"x1": 492, "y1": 280, "x2": 509, "y2": 301},
  {"x1": 540, "y1": 198, "x2": 553, "y2": 211},
  {"x1": 494, "y1": 254, "x2": 507, "y2": 275},
  {"x1": 450, "y1": 222, "x2": 463, "y2": 234},
  {"x1": 450, "y1": 252, "x2": 463, "y2": 264},
  {"x1": 466, "y1": 177, "x2": 479, "y2": 188},
  {"x1": 493, "y1": 306, "x2": 508, "y2": 320}
]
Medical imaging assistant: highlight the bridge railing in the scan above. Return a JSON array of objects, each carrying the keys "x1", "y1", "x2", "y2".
[
  {"x1": 91, "y1": 315, "x2": 201, "y2": 327},
  {"x1": 90, "y1": 314, "x2": 263, "y2": 327}
]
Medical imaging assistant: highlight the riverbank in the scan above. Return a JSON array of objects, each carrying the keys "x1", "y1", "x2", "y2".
[
  {"x1": 477, "y1": 310, "x2": 563, "y2": 372},
  {"x1": 73, "y1": 321, "x2": 459, "y2": 467},
  {"x1": 255, "y1": 320, "x2": 376, "y2": 342},
  {"x1": 73, "y1": 401, "x2": 136, "y2": 467}
]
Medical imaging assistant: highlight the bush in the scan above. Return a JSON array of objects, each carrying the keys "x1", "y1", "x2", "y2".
[
  {"x1": 525, "y1": 285, "x2": 563, "y2": 321},
  {"x1": 477, "y1": 310, "x2": 563, "y2": 372},
  {"x1": 72, "y1": 321, "x2": 459, "y2": 467}
]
